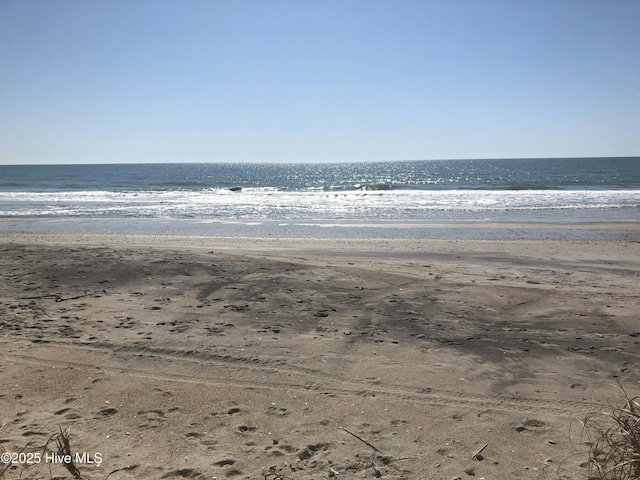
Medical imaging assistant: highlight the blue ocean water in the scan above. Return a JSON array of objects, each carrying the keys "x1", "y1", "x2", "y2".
[{"x1": 1, "y1": 158, "x2": 639, "y2": 238}]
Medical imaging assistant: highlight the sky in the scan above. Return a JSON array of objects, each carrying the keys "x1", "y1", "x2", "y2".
[{"x1": 1, "y1": 0, "x2": 639, "y2": 164}]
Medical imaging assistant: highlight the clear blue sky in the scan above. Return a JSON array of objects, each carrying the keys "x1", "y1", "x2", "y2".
[{"x1": 1, "y1": 0, "x2": 639, "y2": 164}]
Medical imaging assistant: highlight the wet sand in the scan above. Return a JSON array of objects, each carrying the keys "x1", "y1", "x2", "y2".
[{"x1": 1, "y1": 233, "x2": 639, "y2": 479}]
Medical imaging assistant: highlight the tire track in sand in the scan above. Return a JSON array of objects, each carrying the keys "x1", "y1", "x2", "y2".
[{"x1": 4, "y1": 338, "x2": 600, "y2": 418}]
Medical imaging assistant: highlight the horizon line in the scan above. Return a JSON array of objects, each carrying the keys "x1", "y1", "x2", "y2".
[{"x1": 1, "y1": 155, "x2": 639, "y2": 167}]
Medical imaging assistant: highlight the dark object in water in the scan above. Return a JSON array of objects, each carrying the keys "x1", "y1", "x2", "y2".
[{"x1": 357, "y1": 183, "x2": 392, "y2": 191}]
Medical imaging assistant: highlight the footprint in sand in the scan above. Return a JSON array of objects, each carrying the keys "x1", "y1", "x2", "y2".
[
  {"x1": 161, "y1": 468, "x2": 203, "y2": 478},
  {"x1": 237, "y1": 424, "x2": 257, "y2": 433},
  {"x1": 96, "y1": 407, "x2": 118, "y2": 417}
]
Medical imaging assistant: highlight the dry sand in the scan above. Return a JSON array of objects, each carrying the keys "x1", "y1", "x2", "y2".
[{"x1": 1, "y1": 233, "x2": 639, "y2": 480}]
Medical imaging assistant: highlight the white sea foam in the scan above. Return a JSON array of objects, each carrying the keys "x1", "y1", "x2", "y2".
[{"x1": 1, "y1": 188, "x2": 639, "y2": 221}]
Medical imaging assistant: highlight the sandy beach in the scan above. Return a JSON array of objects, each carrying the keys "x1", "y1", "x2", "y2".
[{"x1": 1, "y1": 232, "x2": 639, "y2": 480}]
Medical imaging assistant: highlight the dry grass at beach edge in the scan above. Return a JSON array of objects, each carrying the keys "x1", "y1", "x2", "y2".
[{"x1": 576, "y1": 383, "x2": 640, "y2": 480}]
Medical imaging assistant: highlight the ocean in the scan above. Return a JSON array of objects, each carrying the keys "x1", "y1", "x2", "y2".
[{"x1": 1, "y1": 158, "x2": 639, "y2": 239}]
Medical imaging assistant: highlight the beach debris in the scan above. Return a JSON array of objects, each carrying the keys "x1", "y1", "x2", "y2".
[
  {"x1": 104, "y1": 464, "x2": 139, "y2": 479},
  {"x1": 339, "y1": 426, "x2": 382, "y2": 454},
  {"x1": 44, "y1": 426, "x2": 83, "y2": 479},
  {"x1": 339, "y1": 427, "x2": 390, "y2": 477},
  {"x1": 472, "y1": 443, "x2": 488, "y2": 461}
]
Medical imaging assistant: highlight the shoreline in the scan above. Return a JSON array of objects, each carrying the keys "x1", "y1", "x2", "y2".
[
  {"x1": 1, "y1": 230, "x2": 640, "y2": 264},
  {"x1": 1, "y1": 217, "x2": 640, "y2": 243},
  {"x1": 1, "y1": 233, "x2": 639, "y2": 479}
]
